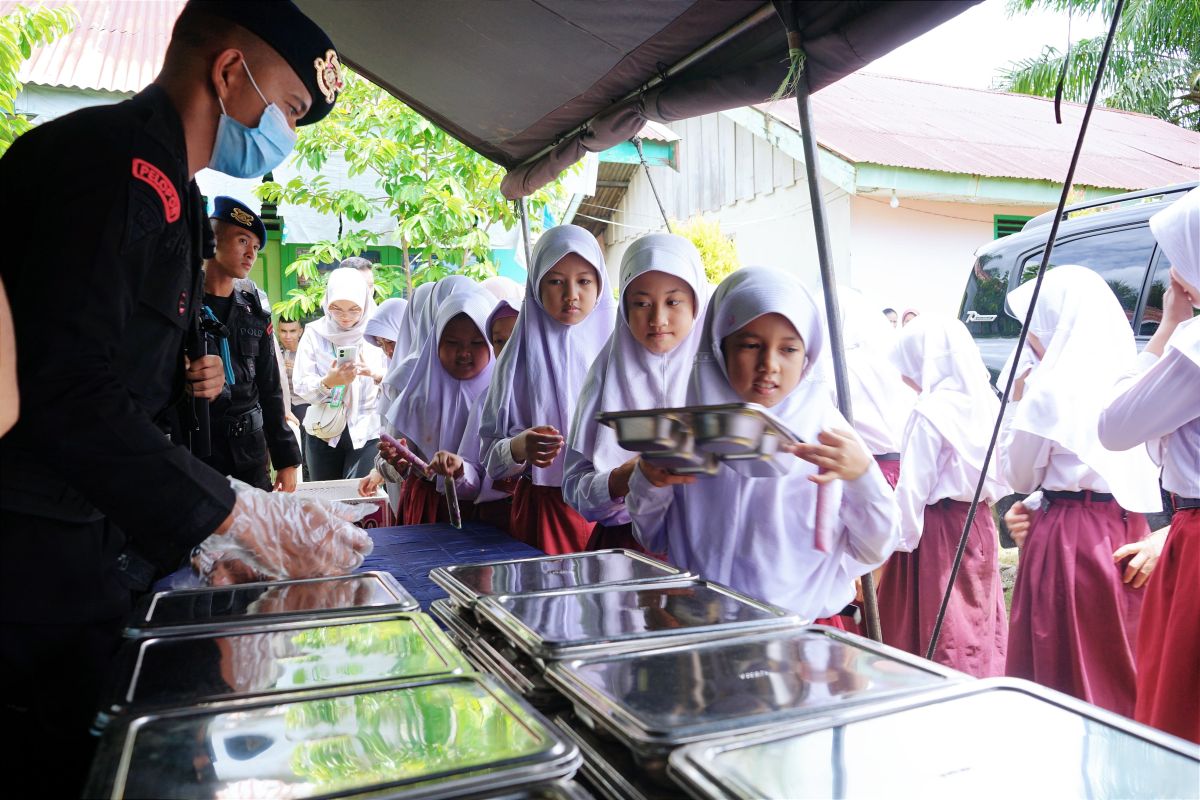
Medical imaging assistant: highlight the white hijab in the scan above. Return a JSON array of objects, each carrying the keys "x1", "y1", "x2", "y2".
[
  {"x1": 840, "y1": 287, "x2": 914, "y2": 454},
  {"x1": 313, "y1": 268, "x2": 374, "y2": 347},
  {"x1": 364, "y1": 297, "x2": 407, "y2": 348},
  {"x1": 383, "y1": 275, "x2": 478, "y2": 394},
  {"x1": 479, "y1": 225, "x2": 617, "y2": 486},
  {"x1": 387, "y1": 290, "x2": 496, "y2": 474},
  {"x1": 891, "y1": 314, "x2": 1010, "y2": 499},
  {"x1": 1150, "y1": 186, "x2": 1200, "y2": 364},
  {"x1": 1006, "y1": 266, "x2": 1161, "y2": 511},
  {"x1": 655, "y1": 267, "x2": 881, "y2": 618},
  {"x1": 569, "y1": 233, "x2": 709, "y2": 473},
  {"x1": 687, "y1": 267, "x2": 834, "y2": 477}
]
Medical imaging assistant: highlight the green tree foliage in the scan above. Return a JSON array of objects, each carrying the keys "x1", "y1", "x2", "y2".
[
  {"x1": 0, "y1": 3, "x2": 77, "y2": 155},
  {"x1": 671, "y1": 216, "x2": 741, "y2": 285},
  {"x1": 996, "y1": 0, "x2": 1200, "y2": 130},
  {"x1": 259, "y1": 70, "x2": 561, "y2": 319}
]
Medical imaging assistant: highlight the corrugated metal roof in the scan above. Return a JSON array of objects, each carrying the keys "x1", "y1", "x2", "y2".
[
  {"x1": 6, "y1": 0, "x2": 184, "y2": 94},
  {"x1": 759, "y1": 73, "x2": 1199, "y2": 191}
]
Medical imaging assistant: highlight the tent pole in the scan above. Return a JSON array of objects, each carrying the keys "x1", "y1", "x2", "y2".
[
  {"x1": 517, "y1": 198, "x2": 535, "y2": 269},
  {"x1": 632, "y1": 137, "x2": 673, "y2": 233},
  {"x1": 793, "y1": 72, "x2": 883, "y2": 643}
]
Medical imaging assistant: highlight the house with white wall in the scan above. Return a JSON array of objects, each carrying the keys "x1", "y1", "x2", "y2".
[{"x1": 572, "y1": 72, "x2": 1199, "y2": 314}]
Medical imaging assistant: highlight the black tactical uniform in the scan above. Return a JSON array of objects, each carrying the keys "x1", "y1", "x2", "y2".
[
  {"x1": 0, "y1": 84, "x2": 235, "y2": 794},
  {"x1": 202, "y1": 284, "x2": 301, "y2": 489}
]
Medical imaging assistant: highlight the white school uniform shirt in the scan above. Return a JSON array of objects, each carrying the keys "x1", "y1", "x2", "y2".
[
  {"x1": 996, "y1": 266, "x2": 1161, "y2": 512},
  {"x1": 840, "y1": 288, "x2": 913, "y2": 455},
  {"x1": 626, "y1": 267, "x2": 900, "y2": 620},
  {"x1": 563, "y1": 233, "x2": 709, "y2": 527},
  {"x1": 891, "y1": 315, "x2": 1011, "y2": 551},
  {"x1": 1098, "y1": 188, "x2": 1200, "y2": 499}
]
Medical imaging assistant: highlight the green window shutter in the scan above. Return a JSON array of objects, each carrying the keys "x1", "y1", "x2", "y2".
[{"x1": 994, "y1": 214, "x2": 1033, "y2": 239}]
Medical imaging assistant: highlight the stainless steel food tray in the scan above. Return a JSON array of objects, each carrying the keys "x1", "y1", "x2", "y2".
[
  {"x1": 551, "y1": 713, "x2": 685, "y2": 800},
  {"x1": 100, "y1": 611, "x2": 471, "y2": 729},
  {"x1": 430, "y1": 550, "x2": 688, "y2": 611},
  {"x1": 545, "y1": 625, "x2": 964, "y2": 781},
  {"x1": 597, "y1": 404, "x2": 799, "y2": 475},
  {"x1": 667, "y1": 678, "x2": 1200, "y2": 800},
  {"x1": 475, "y1": 578, "x2": 801, "y2": 665},
  {"x1": 85, "y1": 673, "x2": 582, "y2": 800},
  {"x1": 125, "y1": 571, "x2": 419, "y2": 637}
]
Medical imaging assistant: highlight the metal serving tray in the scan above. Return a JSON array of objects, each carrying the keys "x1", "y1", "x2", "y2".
[
  {"x1": 458, "y1": 781, "x2": 593, "y2": 800},
  {"x1": 430, "y1": 550, "x2": 687, "y2": 611},
  {"x1": 433, "y1": 599, "x2": 565, "y2": 709},
  {"x1": 667, "y1": 678, "x2": 1200, "y2": 800},
  {"x1": 475, "y1": 579, "x2": 801, "y2": 665},
  {"x1": 551, "y1": 713, "x2": 685, "y2": 800},
  {"x1": 85, "y1": 673, "x2": 582, "y2": 800},
  {"x1": 597, "y1": 404, "x2": 799, "y2": 474},
  {"x1": 125, "y1": 571, "x2": 419, "y2": 637},
  {"x1": 100, "y1": 612, "x2": 471, "y2": 729},
  {"x1": 545, "y1": 625, "x2": 963, "y2": 783}
]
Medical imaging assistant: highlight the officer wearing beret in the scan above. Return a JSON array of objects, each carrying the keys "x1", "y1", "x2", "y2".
[
  {"x1": 0, "y1": 2, "x2": 346, "y2": 793},
  {"x1": 202, "y1": 197, "x2": 301, "y2": 492}
]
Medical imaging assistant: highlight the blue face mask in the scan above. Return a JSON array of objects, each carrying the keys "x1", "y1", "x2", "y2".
[{"x1": 209, "y1": 61, "x2": 298, "y2": 178}]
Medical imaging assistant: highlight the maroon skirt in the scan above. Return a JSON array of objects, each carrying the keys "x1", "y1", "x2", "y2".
[
  {"x1": 878, "y1": 500, "x2": 1008, "y2": 677},
  {"x1": 511, "y1": 477, "x2": 595, "y2": 555},
  {"x1": 1135, "y1": 507, "x2": 1200, "y2": 743},
  {"x1": 585, "y1": 521, "x2": 668, "y2": 562},
  {"x1": 1005, "y1": 495, "x2": 1147, "y2": 715},
  {"x1": 400, "y1": 474, "x2": 442, "y2": 526},
  {"x1": 874, "y1": 455, "x2": 901, "y2": 489}
]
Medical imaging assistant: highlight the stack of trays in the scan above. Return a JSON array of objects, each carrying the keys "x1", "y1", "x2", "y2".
[
  {"x1": 125, "y1": 572, "x2": 420, "y2": 637},
  {"x1": 667, "y1": 678, "x2": 1200, "y2": 799},
  {"x1": 542, "y1": 625, "x2": 961, "y2": 788},
  {"x1": 91, "y1": 574, "x2": 584, "y2": 798},
  {"x1": 86, "y1": 674, "x2": 583, "y2": 799},
  {"x1": 551, "y1": 713, "x2": 685, "y2": 800}
]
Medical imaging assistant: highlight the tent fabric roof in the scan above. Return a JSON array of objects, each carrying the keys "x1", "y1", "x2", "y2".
[
  {"x1": 6, "y1": 0, "x2": 183, "y2": 94},
  {"x1": 293, "y1": 0, "x2": 976, "y2": 191},
  {"x1": 763, "y1": 73, "x2": 1200, "y2": 191}
]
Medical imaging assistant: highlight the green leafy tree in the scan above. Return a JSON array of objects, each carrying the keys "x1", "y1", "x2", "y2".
[
  {"x1": 672, "y1": 216, "x2": 741, "y2": 285},
  {"x1": 0, "y1": 3, "x2": 77, "y2": 155},
  {"x1": 259, "y1": 70, "x2": 562, "y2": 319},
  {"x1": 995, "y1": 0, "x2": 1200, "y2": 130}
]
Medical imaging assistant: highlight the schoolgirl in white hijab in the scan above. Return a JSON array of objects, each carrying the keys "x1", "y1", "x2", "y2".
[
  {"x1": 364, "y1": 297, "x2": 408, "y2": 400},
  {"x1": 292, "y1": 268, "x2": 386, "y2": 480},
  {"x1": 386, "y1": 290, "x2": 495, "y2": 525},
  {"x1": 393, "y1": 281, "x2": 434, "y2": 364},
  {"x1": 997, "y1": 265, "x2": 1160, "y2": 715},
  {"x1": 563, "y1": 233, "x2": 708, "y2": 552},
  {"x1": 382, "y1": 275, "x2": 477, "y2": 396},
  {"x1": 479, "y1": 224, "x2": 617, "y2": 553},
  {"x1": 625, "y1": 266, "x2": 899, "y2": 620},
  {"x1": 482, "y1": 275, "x2": 524, "y2": 307},
  {"x1": 880, "y1": 314, "x2": 1011, "y2": 677},
  {"x1": 839, "y1": 287, "x2": 915, "y2": 487},
  {"x1": 1098, "y1": 186, "x2": 1200, "y2": 744}
]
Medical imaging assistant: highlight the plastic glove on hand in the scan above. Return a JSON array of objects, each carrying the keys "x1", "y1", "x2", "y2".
[{"x1": 194, "y1": 479, "x2": 374, "y2": 584}]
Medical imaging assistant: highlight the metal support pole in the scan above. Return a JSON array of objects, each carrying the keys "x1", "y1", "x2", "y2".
[
  {"x1": 517, "y1": 197, "x2": 535, "y2": 269},
  {"x1": 794, "y1": 73, "x2": 883, "y2": 643},
  {"x1": 632, "y1": 137, "x2": 673, "y2": 233}
]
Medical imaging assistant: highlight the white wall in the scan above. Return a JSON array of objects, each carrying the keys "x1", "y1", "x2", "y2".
[{"x1": 847, "y1": 196, "x2": 1050, "y2": 315}]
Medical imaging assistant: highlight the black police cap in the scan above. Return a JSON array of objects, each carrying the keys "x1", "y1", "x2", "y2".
[
  {"x1": 211, "y1": 196, "x2": 267, "y2": 246},
  {"x1": 185, "y1": 0, "x2": 342, "y2": 126}
]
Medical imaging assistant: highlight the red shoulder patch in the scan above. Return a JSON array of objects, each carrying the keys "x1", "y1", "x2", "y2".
[
  {"x1": 131, "y1": 158, "x2": 181, "y2": 223},
  {"x1": 266, "y1": 321, "x2": 273, "y2": 336}
]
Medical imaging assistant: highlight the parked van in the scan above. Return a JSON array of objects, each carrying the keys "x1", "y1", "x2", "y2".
[{"x1": 958, "y1": 181, "x2": 1197, "y2": 378}]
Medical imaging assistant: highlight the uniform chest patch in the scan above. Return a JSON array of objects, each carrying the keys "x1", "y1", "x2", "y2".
[{"x1": 132, "y1": 158, "x2": 180, "y2": 223}]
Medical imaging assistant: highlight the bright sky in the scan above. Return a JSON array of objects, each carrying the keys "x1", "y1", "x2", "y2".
[{"x1": 859, "y1": 0, "x2": 1108, "y2": 89}]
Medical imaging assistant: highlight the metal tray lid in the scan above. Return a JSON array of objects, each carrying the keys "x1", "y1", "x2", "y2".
[
  {"x1": 126, "y1": 571, "x2": 419, "y2": 637},
  {"x1": 456, "y1": 780, "x2": 594, "y2": 800},
  {"x1": 85, "y1": 674, "x2": 582, "y2": 800},
  {"x1": 475, "y1": 579, "x2": 800, "y2": 662},
  {"x1": 667, "y1": 678, "x2": 1200, "y2": 800},
  {"x1": 545, "y1": 625, "x2": 961, "y2": 750},
  {"x1": 430, "y1": 550, "x2": 687, "y2": 609},
  {"x1": 550, "y1": 715, "x2": 679, "y2": 800},
  {"x1": 102, "y1": 612, "x2": 472, "y2": 725},
  {"x1": 430, "y1": 598, "x2": 484, "y2": 647}
]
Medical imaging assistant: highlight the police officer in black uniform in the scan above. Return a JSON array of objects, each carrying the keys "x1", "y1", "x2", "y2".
[
  {"x1": 202, "y1": 196, "x2": 301, "y2": 491},
  {"x1": 0, "y1": 2, "x2": 345, "y2": 793}
]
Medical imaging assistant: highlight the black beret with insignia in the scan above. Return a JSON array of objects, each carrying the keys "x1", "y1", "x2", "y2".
[
  {"x1": 211, "y1": 196, "x2": 266, "y2": 246},
  {"x1": 183, "y1": 0, "x2": 342, "y2": 126}
]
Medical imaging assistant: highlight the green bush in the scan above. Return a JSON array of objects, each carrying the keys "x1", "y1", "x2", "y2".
[{"x1": 672, "y1": 216, "x2": 740, "y2": 285}]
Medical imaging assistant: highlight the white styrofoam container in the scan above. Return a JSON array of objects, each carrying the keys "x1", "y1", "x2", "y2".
[{"x1": 295, "y1": 478, "x2": 393, "y2": 528}]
